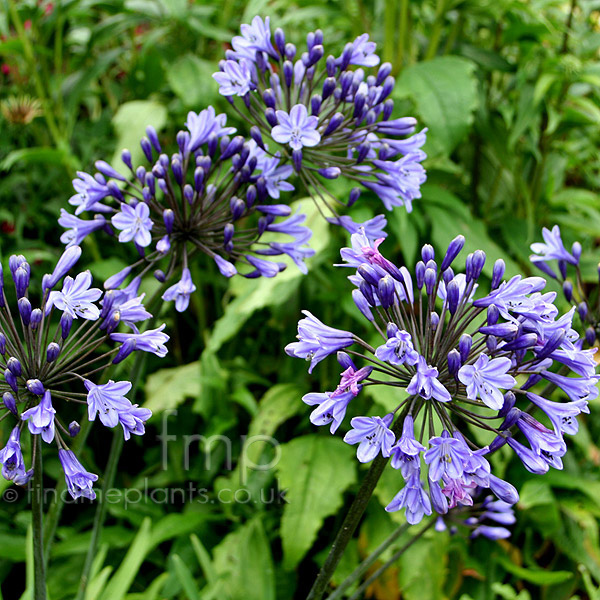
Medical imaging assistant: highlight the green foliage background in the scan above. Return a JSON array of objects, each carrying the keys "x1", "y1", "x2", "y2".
[{"x1": 1, "y1": 0, "x2": 600, "y2": 598}]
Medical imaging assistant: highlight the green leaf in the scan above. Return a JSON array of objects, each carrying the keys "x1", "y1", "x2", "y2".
[
  {"x1": 0, "y1": 147, "x2": 71, "y2": 171},
  {"x1": 398, "y1": 529, "x2": 449, "y2": 600},
  {"x1": 110, "y1": 100, "x2": 167, "y2": 174},
  {"x1": 396, "y1": 56, "x2": 478, "y2": 156},
  {"x1": 494, "y1": 554, "x2": 573, "y2": 585},
  {"x1": 171, "y1": 555, "x2": 200, "y2": 600},
  {"x1": 166, "y1": 54, "x2": 219, "y2": 108},
  {"x1": 213, "y1": 518, "x2": 276, "y2": 600},
  {"x1": 100, "y1": 518, "x2": 152, "y2": 600},
  {"x1": 277, "y1": 435, "x2": 357, "y2": 569},
  {"x1": 144, "y1": 361, "x2": 201, "y2": 414}
]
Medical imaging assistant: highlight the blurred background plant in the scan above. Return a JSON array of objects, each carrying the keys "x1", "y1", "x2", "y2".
[{"x1": 1, "y1": 0, "x2": 600, "y2": 598}]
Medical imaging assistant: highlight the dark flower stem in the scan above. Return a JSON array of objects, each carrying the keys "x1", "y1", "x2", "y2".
[
  {"x1": 307, "y1": 416, "x2": 405, "y2": 600},
  {"x1": 32, "y1": 435, "x2": 47, "y2": 600}
]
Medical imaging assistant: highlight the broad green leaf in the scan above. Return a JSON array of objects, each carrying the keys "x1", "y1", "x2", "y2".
[
  {"x1": 190, "y1": 534, "x2": 218, "y2": 586},
  {"x1": 110, "y1": 100, "x2": 167, "y2": 173},
  {"x1": 0, "y1": 147, "x2": 72, "y2": 171},
  {"x1": 144, "y1": 361, "x2": 201, "y2": 414},
  {"x1": 213, "y1": 518, "x2": 276, "y2": 600},
  {"x1": 396, "y1": 56, "x2": 478, "y2": 156},
  {"x1": 277, "y1": 435, "x2": 357, "y2": 569},
  {"x1": 166, "y1": 54, "x2": 219, "y2": 107}
]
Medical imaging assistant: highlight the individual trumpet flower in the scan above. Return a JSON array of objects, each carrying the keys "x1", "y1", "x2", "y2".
[
  {"x1": 287, "y1": 230, "x2": 597, "y2": 524},
  {"x1": 59, "y1": 107, "x2": 315, "y2": 312},
  {"x1": 0, "y1": 247, "x2": 168, "y2": 499},
  {"x1": 213, "y1": 16, "x2": 427, "y2": 237}
]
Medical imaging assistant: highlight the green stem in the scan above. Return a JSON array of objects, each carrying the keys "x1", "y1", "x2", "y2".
[
  {"x1": 394, "y1": 0, "x2": 409, "y2": 72},
  {"x1": 32, "y1": 435, "x2": 47, "y2": 600},
  {"x1": 74, "y1": 352, "x2": 147, "y2": 600},
  {"x1": 346, "y1": 519, "x2": 436, "y2": 600},
  {"x1": 424, "y1": 0, "x2": 447, "y2": 61},
  {"x1": 306, "y1": 445, "x2": 395, "y2": 600},
  {"x1": 327, "y1": 523, "x2": 410, "y2": 600}
]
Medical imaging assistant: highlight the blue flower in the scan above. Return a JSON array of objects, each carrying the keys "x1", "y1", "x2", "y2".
[
  {"x1": 0, "y1": 427, "x2": 30, "y2": 483},
  {"x1": 111, "y1": 324, "x2": 169, "y2": 357},
  {"x1": 59, "y1": 449, "x2": 98, "y2": 500},
  {"x1": 527, "y1": 392, "x2": 589, "y2": 435},
  {"x1": 21, "y1": 391, "x2": 56, "y2": 443},
  {"x1": 162, "y1": 268, "x2": 197, "y2": 313},
  {"x1": 424, "y1": 432, "x2": 472, "y2": 481},
  {"x1": 342, "y1": 33, "x2": 380, "y2": 67},
  {"x1": 111, "y1": 202, "x2": 153, "y2": 247},
  {"x1": 46, "y1": 271, "x2": 102, "y2": 320},
  {"x1": 119, "y1": 405, "x2": 152, "y2": 440},
  {"x1": 343, "y1": 414, "x2": 395, "y2": 462},
  {"x1": 85, "y1": 379, "x2": 134, "y2": 428},
  {"x1": 302, "y1": 391, "x2": 353, "y2": 433},
  {"x1": 458, "y1": 355, "x2": 516, "y2": 410},
  {"x1": 530, "y1": 225, "x2": 577, "y2": 265},
  {"x1": 271, "y1": 105, "x2": 321, "y2": 151},
  {"x1": 385, "y1": 471, "x2": 432, "y2": 524},
  {"x1": 212, "y1": 59, "x2": 255, "y2": 96},
  {"x1": 69, "y1": 172, "x2": 112, "y2": 215},
  {"x1": 375, "y1": 325, "x2": 419, "y2": 366},
  {"x1": 285, "y1": 311, "x2": 354, "y2": 373},
  {"x1": 407, "y1": 356, "x2": 451, "y2": 402},
  {"x1": 231, "y1": 15, "x2": 276, "y2": 59},
  {"x1": 58, "y1": 210, "x2": 107, "y2": 247}
]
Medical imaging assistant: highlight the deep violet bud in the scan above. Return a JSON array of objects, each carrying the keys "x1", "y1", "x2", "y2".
[
  {"x1": 318, "y1": 167, "x2": 341, "y2": 179},
  {"x1": 46, "y1": 342, "x2": 60, "y2": 362},
  {"x1": 311, "y1": 94, "x2": 322, "y2": 115},
  {"x1": 60, "y1": 313, "x2": 73, "y2": 339},
  {"x1": 250, "y1": 126, "x2": 265, "y2": 150},
  {"x1": 491, "y1": 259, "x2": 505, "y2": 289},
  {"x1": 307, "y1": 44, "x2": 324, "y2": 67},
  {"x1": 18, "y1": 298, "x2": 32, "y2": 325},
  {"x1": 459, "y1": 334, "x2": 472, "y2": 362},
  {"x1": 487, "y1": 305, "x2": 499, "y2": 326},
  {"x1": 337, "y1": 351, "x2": 355, "y2": 370},
  {"x1": 4, "y1": 370, "x2": 17, "y2": 393},
  {"x1": 104, "y1": 266, "x2": 132, "y2": 290},
  {"x1": 578, "y1": 302, "x2": 588, "y2": 322},
  {"x1": 377, "y1": 275, "x2": 395, "y2": 308},
  {"x1": 285, "y1": 42, "x2": 296, "y2": 60},
  {"x1": 3, "y1": 392, "x2": 17, "y2": 415},
  {"x1": 498, "y1": 391, "x2": 516, "y2": 418},
  {"x1": 162, "y1": 209, "x2": 174, "y2": 235},
  {"x1": 358, "y1": 264, "x2": 384, "y2": 287},
  {"x1": 30, "y1": 309, "x2": 42, "y2": 330},
  {"x1": 322, "y1": 77, "x2": 336, "y2": 100},
  {"x1": 7, "y1": 357, "x2": 21, "y2": 377},
  {"x1": 140, "y1": 137, "x2": 153, "y2": 162},
  {"x1": 572, "y1": 242, "x2": 582, "y2": 264},
  {"x1": 383, "y1": 99, "x2": 394, "y2": 120},
  {"x1": 14, "y1": 266, "x2": 29, "y2": 298},
  {"x1": 421, "y1": 244, "x2": 435, "y2": 263},
  {"x1": 430, "y1": 312, "x2": 440, "y2": 330},
  {"x1": 585, "y1": 327, "x2": 596, "y2": 346},
  {"x1": 26, "y1": 379, "x2": 45, "y2": 396},
  {"x1": 489, "y1": 474, "x2": 519, "y2": 504},
  {"x1": 293, "y1": 149, "x2": 303, "y2": 172},
  {"x1": 69, "y1": 421, "x2": 81, "y2": 437},
  {"x1": 121, "y1": 149, "x2": 133, "y2": 170},
  {"x1": 424, "y1": 269, "x2": 436, "y2": 295},
  {"x1": 563, "y1": 281, "x2": 573, "y2": 302},
  {"x1": 154, "y1": 269, "x2": 166, "y2": 283},
  {"x1": 376, "y1": 62, "x2": 392, "y2": 85},
  {"x1": 146, "y1": 125, "x2": 161, "y2": 152},
  {"x1": 446, "y1": 280, "x2": 460, "y2": 314},
  {"x1": 274, "y1": 28, "x2": 285, "y2": 55},
  {"x1": 324, "y1": 113, "x2": 345, "y2": 135},
  {"x1": 441, "y1": 236, "x2": 465, "y2": 271},
  {"x1": 0, "y1": 334, "x2": 6, "y2": 355},
  {"x1": 348, "y1": 188, "x2": 361, "y2": 207},
  {"x1": 447, "y1": 349, "x2": 461, "y2": 376},
  {"x1": 265, "y1": 108, "x2": 278, "y2": 128}
]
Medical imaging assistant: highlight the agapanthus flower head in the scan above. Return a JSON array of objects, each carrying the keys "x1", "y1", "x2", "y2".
[
  {"x1": 530, "y1": 224, "x2": 598, "y2": 347},
  {"x1": 60, "y1": 107, "x2": 315, "y2": 312},
  {"x1": 288, "y1": 230, "x2": 597, "y2": 524},
  {"x1": 0, "y1": 249, "x2": 167, "y2": 498},
  {"x1": 213, "y1": 16, "x2": 427, "y2": 238}
]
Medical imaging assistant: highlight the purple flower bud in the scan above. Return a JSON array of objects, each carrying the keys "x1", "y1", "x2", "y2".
[
  {"x1": 307, "y1": 44, "x2": 324, "y2": 67},
  {"x1": 352, "y1": 289, "x2": 374, "y2": 321},
  {"x1": 586, "y1": 327, "x2": 596, "y2": 346},
  {"x1": 311, "y1": 94, "x2": 322, "y2": 115},
  {"x1": 359, "y1": 280, "x2": 376, "y2": 306},
  {"x1": 171, "y1": 158, "x2": 183, "y2": 184},
  {"x1": 498, "y1": 391, "x2": 516, "y2": 417},
  {"x1": 18, "y1": 297, "x2": 32, "y2": 325},
  {"x1": 348, "y1": 188, "x2": 361, "y2": 207},
  {"x1": 162, "y1": 209, "x2": 174, "y2": 235},
  {"x1": 578, "y1": 302, "x2": 588, "y2": 322},
  {"x1": 14, "y1": 266, "x2": 29, "y2": 298},
  {"x1": 558, "y1": 259, "x2": 567, "y2": 280},
  {"x1": 265, "y1": 107, "x2": 278, "y2": 127},
  {"x1": 0, "y1": 334, "x2": 6, "y2": 355},
  {"x1": 285, "y1": 42, "x2": 296, "y2": 60},
  {"x1": 562, "y1": 280, "x2": 573, "y2": 302},
  {"x1": 446, "y1": 280, "x2": 460, "y2": 314},
  {"x1": 470, "y1": 250, "x2": 486, "y2": 281},
  {"x1": 121, "y1": 149, "x2": 133, "y2": 170},
  {"x1": 491, "y1": 259, "x2": 505, "y2": 289},
  {"x1": 30, "y1": 308, "x2": 43, "y2": 331},
  {"x1": 193, "y1": 167, "x2": 205, "y2": 193},
  {"x1": 322, "y1": 77, "x2": 336, "y2": 100},
  {"x1": 140, "y1": 137, "x2": 153, "y2": 162},
  {"x1": 44, "y1": 246, "x2": 83, "y2": 293},
  {"x1": 507, "y1": 437, "x2": 549, "y2": 474},
  {"x1": 221, "y1": 136, "x2": 245, "y2": 161},
  {"x1": 292, "y1": 149, "x2": 303, "y2": 172},
  {"x1": 358, "y1": 264, "x2": 383, "y2": 287},
  {"x1": 26, "y1": 379, "x2": 45, "y2": 396},
  {"x1": 274, "y1": 27, "x2": 285, "y2": 55},
  {"x1": 146, "y1": 125, "x2": 161, "y2": 152},
  {"x1": 442, "y1": 268, "x2": 454, "y2": 285},
  {"x1": 4, "y1": 370, "x2": 17, "y2": 393},
  {"x1": 107, "y1": 180, "x2": 124, "y2": 202},
  {"x1": 46, "y1": 342, "x2": 60, "y2": 362},
  {"x1": 104, "y1": 266, "x2": 132, "y2": 290},
  {"x1": 282, "y1": 60, "x2": 293, "y2": 88},
  {"x1": 9, "y1": 255, "x2": 25, "y2": 276},
  {"x1": 486, "y1": 305, "x2": 499, "y2": 326},
  {"x1": 383, "y1": 99, "x2": 394, "y2": 120},
  {"x1": 479, "y1": 323, "x2": 518, "y2": 338},
  {"x1": 489, "y1": 435, "x2": 507, "y2": 453},
  {"x1": 318, "y1": 167, "x2": 341, "y2": 179},
  {"x1": 207, "y1": 132, "x2": 219, "y2": 157},
  {"x1": 500, "y1": 407, "x2": 521, "y2": 430},
  {"x1": 377, "y1": 275, "x2": 395, "y2": 308},
  {"x1": 324, "y1": 113, "x2": 345, "y2": 135},
  {"x1": 69, "y1": 421, "x2": 81, "y2": 437},
  {"x1": 522, "y1": 373, "x2": 542, "y2": 390},
  {"x1": 430, "y1": 311, "x2": 440, "y2": 330},
  {"x1": 447, "y1": 349, "x2": 461, "y2": 376},
  {"x1": 441, "y1": 235, "x2": 465, "y2": 271},
  {"x1": 183, "y1": 184, "x2": 194, "y2": 205},
  {"x1": 486, "y1": 336, "x2": 497, "y2": 352},
  {"x1": 353, "y1": 93, "x2": 366, "y2": 119},
  {"x1": 459, "y1": 334, "x2": 472, "y2": 362},
  {"x1": 489, "y1": 474, "x2": 519, "y2": 504},
  {"x1": 356, "y1": 142, "x2": 371, "y2": 163},
  {"x1": 340, "y1": 42, "x2": 353, "y2": 70},
  {"x1": 7, "y1": 357, "x2": 21, "y2": 377},
  {"x1": 379, "y1": 76, "x2": 395, "y2": 102},
  {"x1": 3, "y1": 392, "x2": 17, "y2": 415},
  {"x1": 60, "y1": 313, "x2": 73, "y2": 339},
  {"x1": 153, "y1": 269, "x2": 166, "y2": 283},
  {"x1": 572, "y1": 242, "x2": 582, "y2": 264},
  {"x1": 325, "y1": 54, "x2": 336, "y2": 76},
  {"x1": 421, "y1": 244, "x2": 434, "y2": 263},
  {"x1": 135, "y1": 166, "x2": 147, "y2": 184},
  {"x1": 230, "y1": 197, "x2": 246, "y2": 221},
  {"x1": 415, "y1": 262, "x2": 426, "y2": 289},
  {"x1": 424, "y1": 268, "x2": 436, "y2": 295},
  {"x1": 249, "y1": 128, "x2": 265, "y2": 152}
]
